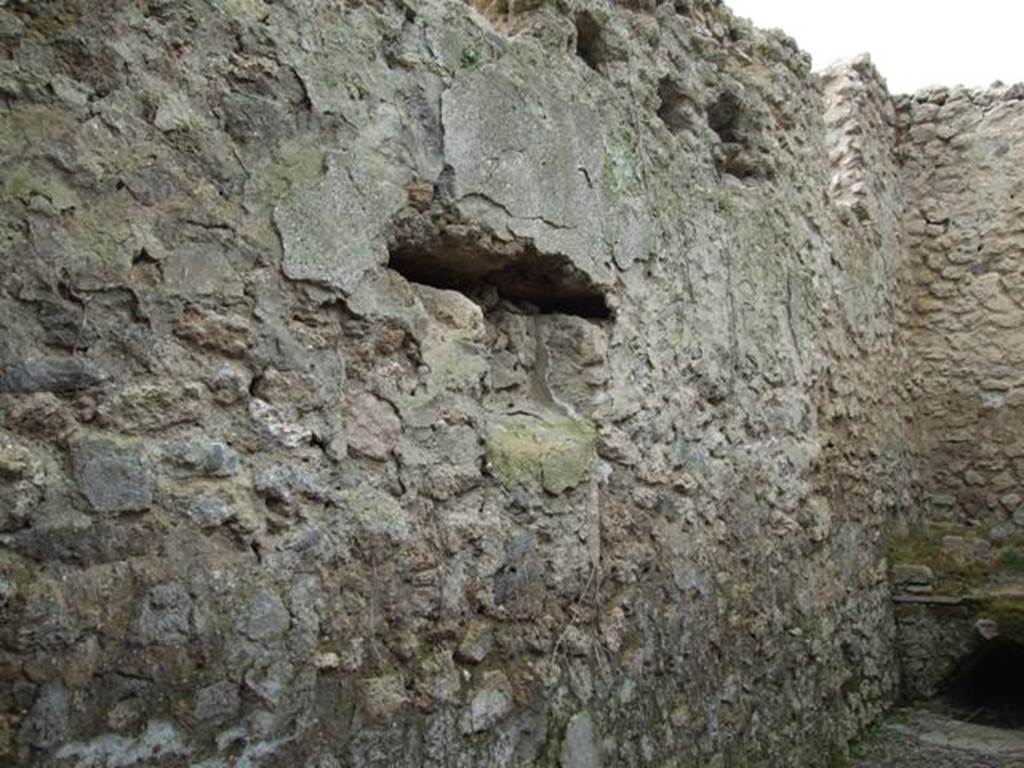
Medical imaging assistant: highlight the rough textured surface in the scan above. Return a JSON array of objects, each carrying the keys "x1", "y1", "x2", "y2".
[
  {"x1": 898, "y1": 83, "x2": 1024, "y2": 527},
  {"x1": 892, "y1": 595, "x2": 1017, "y2": 701},
  {"x1": 0, "y1": 0, "x2": 1015, "y2": 766},
  {"x1": 889, "y1": 81, "x2": 1024, "y2": 703},
  {"x1": 851, "y1": 708, "x2": 1024, "y2": 768}
]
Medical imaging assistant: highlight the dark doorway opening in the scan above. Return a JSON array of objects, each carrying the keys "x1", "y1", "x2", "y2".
[{"x1": 944, "y1": 638, "x2": 1024, "y2": 728}]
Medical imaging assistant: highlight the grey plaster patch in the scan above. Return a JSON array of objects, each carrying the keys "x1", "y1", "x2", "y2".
[{"x1": 274, "y1": 152, "x2": 406, "y2": 295}]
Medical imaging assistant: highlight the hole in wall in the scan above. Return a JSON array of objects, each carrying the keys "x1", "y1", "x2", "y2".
[
  {"x1": 943, "y1": 638, "x2": 1024, "y2": 728},
  {"x1": 387, "y1": 226, "x2": 611, "y2": 320},
  {"x1": 706, "y1": 90, "x2": 771, "y2": 180},
  {"x1": 574, "y1": 12, "x2": 606, "y2": 71},
  {"x1": 657, "y1": 77, "x2": 697, "y2": 135},
  {"x1": 707, "y1": 91, "x2": 744, "y2": 144},
  {"x1": 573, "y1": 11, "x2": 627, "y2": 72}
]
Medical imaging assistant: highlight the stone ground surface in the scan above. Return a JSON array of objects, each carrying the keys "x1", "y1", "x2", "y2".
[{"x1": 851, "y1": 709, "x2": 1024, "y2": 768}]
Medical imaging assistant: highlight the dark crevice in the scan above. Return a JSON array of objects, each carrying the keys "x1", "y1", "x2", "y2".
[
  {"x1": 657, "y1": 77, "x2": 698, "y2": 135},
  {"x1": 707, "y1": 91, "x2": 744, "y2": 143},
  {"x1": 943, "y1": 638, "x2": 1024, "y2": 728},
  {"x1": 247, "y1": 371, "x2": 264, "y2": 398},
  {"x1": 706, "y1": 90, "x2": 771, "y2": 180},
  {"x1": 573, "y1": 12, "x2": 606, "y2": 72},
  {"x1": 572, "y1": 11, "x2": 627, "y2": 72},
  {"x1": 387, "y1": 226, "x2": 611, "y2": 320},
  {"x1": 433, "y1": 165, "x2": 456, "y2": 206}
]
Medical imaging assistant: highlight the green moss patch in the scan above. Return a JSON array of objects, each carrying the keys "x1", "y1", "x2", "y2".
[
  {"x1": 999, "y1": 547, "x2": 1024, "y2": 575},
  {"x1": 888, "y1": 523, "x2": 988, "y2": 596},
  {"x1": 980, "y1": 596, "x2": 1024, "y2": 638},
  {"x1": 889, "y1": 522, "x2": 1024, "y2": 596},
  {"x1": 485, "y1": 414, "x2": 596, "y2": 496}
]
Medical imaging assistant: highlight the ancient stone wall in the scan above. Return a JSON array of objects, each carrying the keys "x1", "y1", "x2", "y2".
[
  {"x1": 889, "y1": 84, "x2": 1024, "y2": 708},
  {"x1": 0, "y1": 2, "x2": 913, "y2": 766},
  {"x1": 898, "y1": 84, "x2": 1024, "y2": 526}
]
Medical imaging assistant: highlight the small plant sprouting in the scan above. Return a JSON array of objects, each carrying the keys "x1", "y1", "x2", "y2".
[{"x1": 460, "y1": 46, "x2": 480, "y2": 68}]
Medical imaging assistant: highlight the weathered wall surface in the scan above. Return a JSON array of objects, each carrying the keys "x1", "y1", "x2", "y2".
[
  {"x1": 0, "y1": 2, "x2": 910, "y2": 766},
  {"x1": 890, "y1": 85, "x2": 1024, "y2": 706},
  {"x1": 898, "y1": 85, "x2": 1024, "y2": 526}
]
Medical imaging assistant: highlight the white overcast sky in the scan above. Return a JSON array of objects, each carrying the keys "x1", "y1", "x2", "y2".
[{"x1": 726, "y1": 1, "x2": 1024, "y2": 94}]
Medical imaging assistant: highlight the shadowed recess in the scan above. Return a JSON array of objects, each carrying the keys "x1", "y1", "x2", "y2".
[
  {"x1": 944, "y1": 638, "x2": 1024, "y2": 728},
  {"x1": 387, "y1": 228, "x2": 611, "y2": 319}
]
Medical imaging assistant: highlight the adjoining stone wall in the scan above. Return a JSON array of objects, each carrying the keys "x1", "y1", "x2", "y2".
[
  {"x1": 898, "y1": 85, "x2": 1024, "y2": 526},
  {"x1": 0, "y1": 2, "x2": 911, "y2": 766},
  {"x1": 815, "y1": 52, "x2": 910, "y2": 726},
  {"x1": 889, "y1": 84, "x2": 1024, "y2": 706},
  {"x1": 823, "y1": 55, "x2": 903, "y2": 230}
]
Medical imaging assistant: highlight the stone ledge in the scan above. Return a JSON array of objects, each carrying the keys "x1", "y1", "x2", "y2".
[{"x1": 892, "y1": 594, "x2": 964, "y2": 605}]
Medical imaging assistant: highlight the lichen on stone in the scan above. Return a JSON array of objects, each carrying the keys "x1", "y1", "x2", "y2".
[{"x1": 485, "y1": 413, "x2": 597, "y2": 495}]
